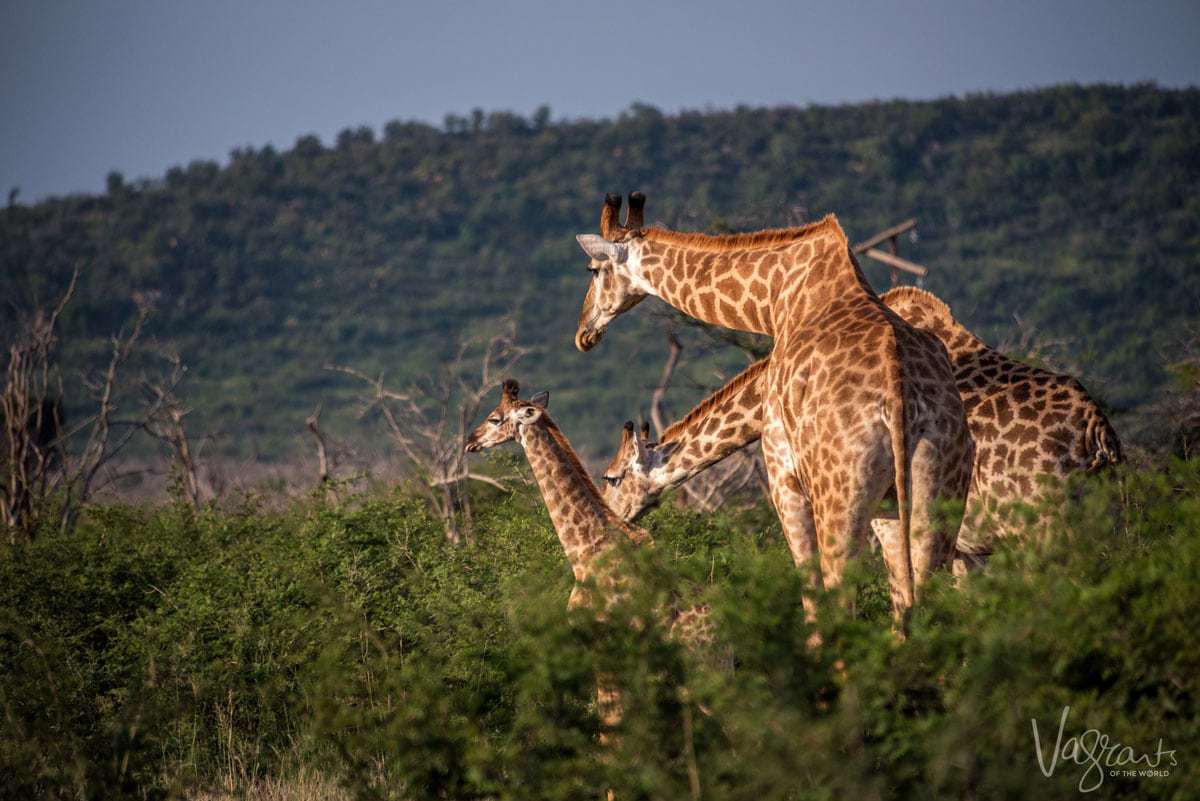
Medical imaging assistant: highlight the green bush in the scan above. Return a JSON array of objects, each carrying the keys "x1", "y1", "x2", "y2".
[{"x1": 1, "y1": 462, "x2": 1197, "y2": 799}]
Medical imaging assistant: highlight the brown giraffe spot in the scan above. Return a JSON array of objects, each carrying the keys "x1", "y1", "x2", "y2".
[
  {"x1": 742, "y1": 300, "x2": 762, "y2": 329},
  {"x1": 1044, "y1": 411, "x2": 1068, "y2": 426},
  {"x1": 716, "y1": 276, "x2": 744, "y2": 301},
  {"x1": 995, "y1": 396, "x2": 1014, "y2": 427},
  {"x1": 1014, "y1": 424, "x2": 1040, "y2": 444}
]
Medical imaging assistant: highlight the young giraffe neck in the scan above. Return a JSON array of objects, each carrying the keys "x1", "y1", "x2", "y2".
[
  {"x1": 651, "y1": 359, "x2": 768, "y2": 490},
  {"x1": 518, "y1": 417, "x2": 649, "y2": 580},
  {"x1": 633, "y1": 215, "x2": 873, "y2": 336}
]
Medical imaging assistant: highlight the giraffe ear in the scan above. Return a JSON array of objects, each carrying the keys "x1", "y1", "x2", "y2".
[
  {"x1": 529, "y1": 391, "x2": 549, "y2": 409},
  {"x1": 576, "y1": 234, "x2": 628, "y2": 264},
  {"x1": 652, "y1": 440, "x2": 680, "y2": 462}
]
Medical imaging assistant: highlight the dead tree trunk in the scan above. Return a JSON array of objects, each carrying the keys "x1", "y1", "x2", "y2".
[
  {"x1": 306, "y1": 404, "x2": 338, "y2": 504},
  {"x1": 141, "y1": 352, "x2": 207, "y2": 510},
  {"x1": 2, "y1": 270, "x2": 158, "y2": 541}
]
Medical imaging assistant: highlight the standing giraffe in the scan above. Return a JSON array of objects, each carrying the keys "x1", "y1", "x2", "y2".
[
  {"x1": 600, "y1": 288, "x2": 1122, "y2": 573},
  {"x1": 574, "y1": 195, "x2": 972, "y2": 623},
  {"x1": 464, "y1": 379, "x2": 712, "y2": 755},
  {"x1": 873, "y1": 287, "x2": 1122, "y2": 566}
]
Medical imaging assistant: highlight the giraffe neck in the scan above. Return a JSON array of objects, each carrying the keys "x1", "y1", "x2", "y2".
[
  {"x1": 651, "y1": 359, "x2": 769, "y2": 491},
  {"x1": 518, "y1": 417, "x2": 649, "y2": 580},
  {"x1": 631, "y1": 215, "x2": 873, "y2": 335}
]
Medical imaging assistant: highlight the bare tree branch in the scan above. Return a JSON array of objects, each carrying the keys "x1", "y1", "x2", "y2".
[
  {"x1": 140, "y1": 349, "x2": 206, "y2": 511},
  {"x1": 650, "y1": 329, "x2": 683, "y2": 440},
  {"x1": 2, "y1": 272, "x2": 166, "y2": 540},
  {"x1": 328, "y1": 317, "x2": 528, "y2": 544},
  {"x1": 305, "y1": 404, "x2": 338, "y2": 504}
]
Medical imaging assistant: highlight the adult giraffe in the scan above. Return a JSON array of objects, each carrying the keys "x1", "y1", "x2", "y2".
[
  {"x1": 596, "y1": 287, "x2": 1122, "y2": 575},
  {"x1": 574, "y1": 194, "x2": 971, "y2": 623}
]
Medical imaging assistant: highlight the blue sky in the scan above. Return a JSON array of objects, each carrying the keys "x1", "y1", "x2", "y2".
[{"x1": 3, "y1": 0, "x2": 1198, "y2": 201}]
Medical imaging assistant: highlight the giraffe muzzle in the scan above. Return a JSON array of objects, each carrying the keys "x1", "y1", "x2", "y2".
[{"x1": 575, "y1": 325, "x2": 604, "y2": 352}]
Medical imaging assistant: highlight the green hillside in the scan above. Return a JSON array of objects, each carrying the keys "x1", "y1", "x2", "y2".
[{"x1": 2, "y1": 83, "x2": 1197, "y2": 461}]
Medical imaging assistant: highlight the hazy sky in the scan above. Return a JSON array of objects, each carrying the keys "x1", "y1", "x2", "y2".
[{"x1": 3, "y1": 0, "x2": 1198, "y2": 201}]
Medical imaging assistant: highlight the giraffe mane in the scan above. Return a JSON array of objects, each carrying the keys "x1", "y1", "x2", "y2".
[
  {"x1": 638, "y1": 213, "x2": 842, "y2": 253},
  {"x1": 659, "y1": 359, "x2": 769, "y2": 445},
  {"x1": 540, "y1": 417, "x2": 624, "y2": 515},
  {"x1": 880, "y1": 286, "x2": 987, "y2": 352},
  {"x1": 880, "y1": 286, "x2": 961, "y2": 326}
]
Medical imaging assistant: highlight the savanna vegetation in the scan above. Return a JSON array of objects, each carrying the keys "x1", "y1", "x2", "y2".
[
  {"x1": 2, "y1": 460, "x2": 1197, "y2": 799},
  {"x1": 3, "y1": 84, "x2": 1199, "y2": 799}
]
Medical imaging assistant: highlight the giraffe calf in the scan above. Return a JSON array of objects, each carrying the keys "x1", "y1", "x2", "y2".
[{"x1": 465, "y1": 379, "x2": 717, "y2": 753}]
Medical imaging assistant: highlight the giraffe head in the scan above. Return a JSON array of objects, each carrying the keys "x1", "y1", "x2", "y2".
[
  {"x1": 600, "y1": 420, "x2": 676, "y2": 520},
  {"x1": 464, "y1": 378, "x2": 550, "y2": 452},
  {"x1": 574, "y1": 192, "x2": 649, "y2": 352}
]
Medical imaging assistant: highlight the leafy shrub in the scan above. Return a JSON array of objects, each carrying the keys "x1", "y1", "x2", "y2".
[{"x1": 1, "y1": 462, "x2": 1197, "y2": 799}]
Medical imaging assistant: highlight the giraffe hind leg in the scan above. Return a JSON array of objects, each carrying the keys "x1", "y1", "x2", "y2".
[{"x1": 905, "y1": 431, "x2": 968, "y2": 596}]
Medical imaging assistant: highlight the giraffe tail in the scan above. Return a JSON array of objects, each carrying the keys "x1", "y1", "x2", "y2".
[
  {"x1": 1085, "y1": 413, "x2": 1124, "y2": 471},
  {"x1": 887, "y1": 389, "x2": 916, "y2": 625}
]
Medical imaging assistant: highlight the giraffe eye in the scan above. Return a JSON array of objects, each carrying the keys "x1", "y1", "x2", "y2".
[
  {"x1": 602, "y1": 475, "x2": 622, "y2": 488},
  {"x1": 488, "y1": 418, "x2": 501, "y2": 426}
]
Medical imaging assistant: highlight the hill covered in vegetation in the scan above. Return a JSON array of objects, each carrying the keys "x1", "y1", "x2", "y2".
[{"x1": 2, "y1": 83, "x2": 1197, "y2": 462}]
